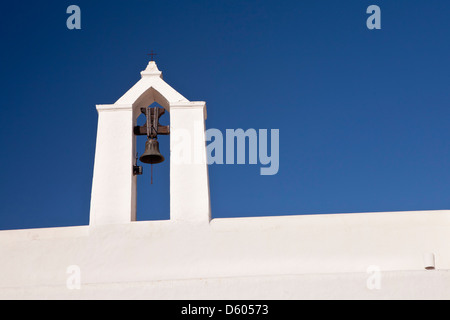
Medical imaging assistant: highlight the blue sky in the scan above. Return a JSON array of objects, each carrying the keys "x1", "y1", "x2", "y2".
[{"x1": 0, "y1": 0, "x2": 449, "y2": 230}]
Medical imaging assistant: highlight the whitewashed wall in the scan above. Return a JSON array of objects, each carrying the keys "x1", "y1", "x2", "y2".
[{"x1": 0, "y1": 210, "x2": 449, "y2": 299}]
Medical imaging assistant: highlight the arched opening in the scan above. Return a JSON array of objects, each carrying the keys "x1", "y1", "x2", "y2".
[
  {"x1": 135, "y1": 102, "x2": 170, "y2": 221},
  {"x1": 132, "y1": 86, "x2": 172, "y2": 116}
]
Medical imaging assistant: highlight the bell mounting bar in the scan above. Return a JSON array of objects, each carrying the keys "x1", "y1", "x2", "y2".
[{"x1": 134, "y1": 107, "x2": 170, "y2": 138}]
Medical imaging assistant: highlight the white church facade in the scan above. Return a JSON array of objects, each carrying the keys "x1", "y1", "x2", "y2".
[{"x1": 0, "y1": 61, "x2": 449, "y2": 300}]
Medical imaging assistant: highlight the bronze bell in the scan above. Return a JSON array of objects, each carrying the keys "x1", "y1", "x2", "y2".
[{"x1": 139, "y1": 138, "x2": 165, "y2": 164}]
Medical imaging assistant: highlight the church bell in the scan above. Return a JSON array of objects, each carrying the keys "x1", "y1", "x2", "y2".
[
  {"x1": 134, "y1": 106, "x2": 170, "y2": 184},
  {"x1": 140, "y1": 138, "x2": 165, "y2": 164}
]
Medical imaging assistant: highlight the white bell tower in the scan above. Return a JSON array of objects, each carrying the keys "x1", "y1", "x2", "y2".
[{"x1": 89, "y1": 60, "x2": 211, "y2": 226}]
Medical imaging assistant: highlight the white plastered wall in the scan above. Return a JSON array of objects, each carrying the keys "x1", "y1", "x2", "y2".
[{"x1": 0, "y1": 210, "x2": 449, "y2": 299}]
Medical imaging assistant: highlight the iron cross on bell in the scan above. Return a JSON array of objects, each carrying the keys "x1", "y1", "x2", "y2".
[{"x1": 134, "y1": 106, "x2": 170, "y2": 183}]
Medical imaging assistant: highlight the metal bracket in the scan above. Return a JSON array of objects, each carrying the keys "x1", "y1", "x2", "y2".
[
  {"x1": 134, "y1": 107, "x2": 170, "y2": 137},
  {"x1": 133, "y1": 165, "x2": 143, "y2": 176}
]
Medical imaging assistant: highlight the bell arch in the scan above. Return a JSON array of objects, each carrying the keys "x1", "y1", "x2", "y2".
[
  {"x1": 132, "y1": 87, "x2": 171, "y2": 116},
  {"x1": 89, "y1": 61, "x2": 211, "y2": 226}
]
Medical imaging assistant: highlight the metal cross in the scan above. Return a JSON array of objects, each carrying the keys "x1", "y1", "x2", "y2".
[{"x1": 147, "y1": 51, "x2": 157, "y2": 61}]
